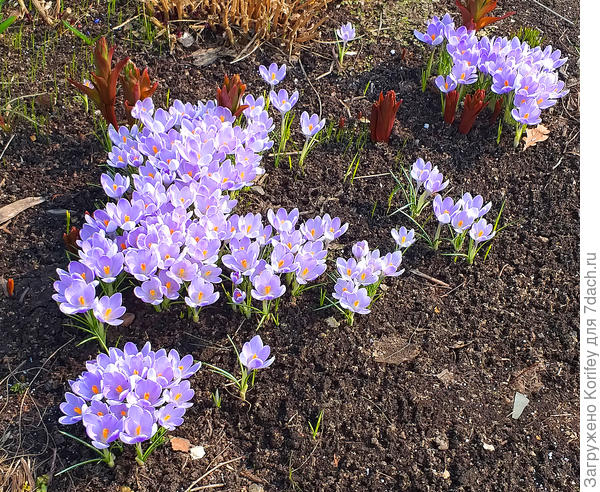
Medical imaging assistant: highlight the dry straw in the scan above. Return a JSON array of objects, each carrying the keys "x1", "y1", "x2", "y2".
[{"x1": 145, "y1": 0, "x2": 330, "y2": 49}]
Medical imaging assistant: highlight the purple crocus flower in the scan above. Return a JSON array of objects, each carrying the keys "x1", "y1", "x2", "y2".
[
  {"x1": 322, "y1": 214, "x2": 348, "y2": 242},
  {"x1": 83, "y1": 413, "x2": 122, "y2": 449},
  {"x1": 269, "y1": 89, "x2": 299, "y2": 114},
  {"x1": 59, "y1": 392, "x2": 87, "y2": 424},
  {"x1": 164, "y1": 380, "x2": 195, "y2": 409},
  {"x1": 435, "y1": 75, "x2": 458, "y2": 94},
  {"x1": 295, "y1": 257, "x2": 326, "y2": 285},
  {"x1": 168, "y1": 259, "x2": 198, "y2": 282},
  {"x1": 232, "y1": 288, "x2": 246, "y2": 304},
  {"x1": 120, "y1": 405, "x2": 157, "y2": 444},
  {"x1": 222, "y1": 242, "x2": 261, "y2": 275},
  {"x1": 433, "y1": 196, "x2": 460, "y2": 224},
  {"x1": 380, "y1": 251, "x2": 404, "y2": 277},
  {"x1": 336, "y1": 22, "x2": 356, "y2": 43},
  {"x1": 239, "y1": 335, "x2": 274, "y2": 370},
  {"x1": 251, "y1": 270, "x2": 286, "y2": 300},
  {"x1": 102, "y1": 370, "x2": 131, "y2": 401},
  {"x1": 391, "y1": 226, "x2": 416, "y2": 248},
  {"x1": 451, "y1": 60, "x2": 478, "y2": 85},
  {"x1": 414, "y1": 17, "x2": 444, "y2": 46},
  {"x1": 300, "y1": 112, "x2": 326, "y2": 138},
  {"x1": 459, "y1": 193, "x2": 492, "y2": 219},
  {"x1": 93, "y1": 293, "x2": 127, "y2": 326},
  {"x1": 101, "y1": 172, "x2": 131, "y2": 199},
  {"x1": 267, "y1": 207, "x2": 299, "y2": 233},
  {"x1": 133, "y1": 276, "x2": 164, "y2": 305},
  {"x1": 410, "y1": 158, "x2": 432, "y2": 187},
  {"x1": 130, "y1": 97, "x2": 155, "y2": 120},
  {"x1": 92, "y1": 253, "x2": 124, "y2": 283},
  {"x1": 470, "y1": 219, "x2": 496, "y2": 242},
  {"x1": 125, "y1": 249, "x2": 159, "y2": 281},
  {"x1": 492, "y1": 69, "x2": 518, "y2": 94},
  {"x1": 511, "y1": 99, "x2": 542, "y2": 125},
  {"x1": 184, "y1": 277, "x2": 220, "y2": 308},
  {"x1": 70, "y1": 371, "x2": 103, "y2": 401},
  {"x1": 168, "y1": 350, "x2": 201, "y2": 379},
  {"x1": 339, "y1": 288, "x2": 371, "y2": 314},
  {"x1": 230, "y1": 271, "x2": 243, "y2": 286},
  {"x1": 270, "y1": 243, "x2": 297, "y2": 273},
  {"x1": 352, "y1": 240, "x2": 369, "y2": 259},
  {"x1": 336, "y1": 257, "x2": 359, "y2": 281},
  {"x1": 424, "y1": 169, "x2": 449, "y2": 195},
  {"x1": 132, "y1": 379, "x2": 163, "y2": 407},
  {"x1": 332, "y1": 279, "x2": 357, "y2": 300},
  {"x1": 259, "y1": 63, "x2": 286, "y2": 87},
  {"x1": 451, "y1": 211, "x2": 474, "y2": 233},
  {"x1": 59, "y1": 279, "x2": 96, "y2": 315},
  {"x1": 157, "y1": 403, "x2": 185, "y2": 431}
]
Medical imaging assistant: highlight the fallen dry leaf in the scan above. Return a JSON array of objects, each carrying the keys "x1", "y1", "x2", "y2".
[
  {"x1": 373, "y1": 336, "x2": 420, "y2": 364},
  {"x1": 0, "y1": 197, "x2": 45, "y2": 225},
  {"x1": 436, "y1": 369, "x2": 455, "y2": 386},
  {"x1": 170, "y1": 436, "x2": 191, "y2": 452},
  {"x1": 523, "y1": 124, "x2": 550, "y2": 150}
]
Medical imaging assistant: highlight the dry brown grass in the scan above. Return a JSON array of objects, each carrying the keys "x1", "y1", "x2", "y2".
[{"x1": 145, "y1": 0, "x2": 330, "y2": 50}]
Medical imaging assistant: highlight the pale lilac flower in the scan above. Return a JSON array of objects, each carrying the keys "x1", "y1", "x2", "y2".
[
  {"x1": 391, "y1": 226, "x2": 416, "y2": 248},
  {"x1": 433, "y1": 196, "x2": 460, "y2": 224},
  {"x1": 239, "y1": 335, "x2": 274, "y2": 370},
  {"x1": 133, "y1": 276, "x2": 164, "y2": 305},
  {"x1": 300, "y1": 112, "x2": 326, "y2": 138},
  {"x1": 470, "y1": 219, "x2": 496, "y2": 242},
  {"x1": 59, "y1": 393, "x2": 87, "y2": 424},
  {"x1": 269, "y1": 89, "x2": 299, "y2": 114},
  {"x1": 414, "y1": 17, "x2": 444, "y2": 46},
  {"x1": 232, "y1": 288, "x2": 246, "y2": 304},
  {"x1": 157, "y1": 403, "x2": 185, "y2": 431},
  {"x1": 336, "y1": 22, "x2": 356, "y2": 43},
  {"x1": 83, "y1": 413, "x2": 122, "y2": 449},
  {"x1": 411, "y1": 158, "x2": 432, "y2": 187},
  {"x1": 451, "y1": 211, "x2": 474, "y2": 233},
  {"x1": 352, "y1": 240, "x2": 369, "y2": 259},
  {"x1": 251, "y1": 270, "x2": 286, "y2": 300},
  {"x1": 435, "y1": 74, "x2": 458, "y2": 93},
  {"x1": 93, "y1": 293, "x2": 127, "y2": 326},
  {"x1": 185, "y1": 278, "x2": 219, "y2": 308},
  {"x1": 339, "y1": 288, "x2": 371, "y2": 314},
  {"x1": 259, "y1": 63, "x2": 286, "y2": 87},
  {"x1": 101, "y1": 173, "x2": 130, "y2": 199},
  {"x1": 120, "y1": 405, "x2": 157, "y2": 444}
]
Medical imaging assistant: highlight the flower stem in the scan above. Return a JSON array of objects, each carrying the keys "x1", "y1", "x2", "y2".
[{"x1": 421, "y1": 48, "x2": 435, "y2": 92}]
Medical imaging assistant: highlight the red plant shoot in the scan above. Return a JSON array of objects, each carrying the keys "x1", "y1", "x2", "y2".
[
  {"x1": 444, "y1": 90, "x2": 460, "y2": 125},
  {"x1": 490, "y1": 96, "x2": 504, "y2": 124},
  {"x1": 455, "y1": 0, "x2": 515, "y2": 31},
  {"x1": 68, "y1": 37, "x2": 129, "y2": 129},
  {"x1": 459, "y1": 89, "x2": 487, "y2": 134},
  {"x1": 63, "y1": 226, "x2": 80, "y2": 254},
  {"x1": 370, "y1": 91, "x2": 403, "y2": 143},
  {"x1": 216, "y1": 74, "x2": 249, "y2": 117},
  {"x1": 7, "y1": 278, "x2": 14, "y2": 297},
  {"x1": 120, "y1": 61, "x2": 158, "y2": 123}
]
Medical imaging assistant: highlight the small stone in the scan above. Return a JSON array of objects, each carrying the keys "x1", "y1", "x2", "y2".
[
  {"x1": 424, "y1": 123, "x2": 430, "y2": 129},
  {"x1": 483, "y1": 442, "x2": 495, "y2": 451},
  {"x1": 512, "y1": 392, "x2": 530, "y2": 419},
  {"x1": 178, "y1": 31, "x2": 194, "y2": 48},
  {"x1": 434, "y1": 435, "x2": 449, "y2": 451},
  {"x1": 190, "y1": 445, "x2": 205, "y2": 460},
  {"x1": 325, "y1": 316, "x2": 340, "y2": 328},
  {"x1": 390, "y1": 49, "x2": 396, "y2": 55},
  {"x1": 249, "y1": 485, "x2": 264, "y2": 492}
]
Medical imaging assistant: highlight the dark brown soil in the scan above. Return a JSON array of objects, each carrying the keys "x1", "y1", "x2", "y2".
[{"x1": 0, "y1": 0, "x2": 580, "y2": 491}]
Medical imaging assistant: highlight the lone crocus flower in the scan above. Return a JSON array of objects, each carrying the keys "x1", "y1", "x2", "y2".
[
  {"x1": 239, "y1": 335, "x2": 275, "y2": 370},
  {"x1": 259, "y1": 63, "x2": 286, "y2": 88},
  {"x1": 335, "y1": 22, "x2": 356, "y2": 67},
  {"x1": 414, "y1": 17, "x2": 445, "y2": 46},
  {"x1": 370, "y1": 91, "x2": 402, "y2": 143},
  {"x1": 300, "y1": 112, "x2": 326, "y2": 138},
  {"x1": 391, "y1": 227, "x2": 416, "y2": 248}
]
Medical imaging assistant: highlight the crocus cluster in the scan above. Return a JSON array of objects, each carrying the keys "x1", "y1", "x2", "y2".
[
  {"x1": 59, "y1": 342, "x2": 200, "y2": 464},
  {"x1": 223, "y1": 207, "x2": 348, "y2": 326},
  {"x1": 407, "y1": 158, "x2": 499, "y2": 264},
  {"x1": 415, "y1": 13, "x2": 568, "y2": 143},
  {"x1": 332, "y1": 238, "x2": 407, "y2": 325},
  {"x1": 53, "y1": 91, "x2": 275, "y2": 342}
]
